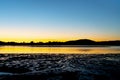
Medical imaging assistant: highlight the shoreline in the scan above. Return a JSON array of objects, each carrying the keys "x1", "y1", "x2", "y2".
[
  {"x1": 0, "y1": 45, "x2": 120, "y2": 47},
  {"x1": 0, "y1": 54, "x2": 120, "y2": 80}
]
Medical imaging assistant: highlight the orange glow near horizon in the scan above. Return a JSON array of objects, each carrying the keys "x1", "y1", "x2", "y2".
[
  {"x1": 1, "y1": 37, "x2": 120, "y2": 42},
  {"x1": 0, "y1": 38, "x2": 68, "y2": 42},
  {"x1": 0, "y1": 25, "x2": 120, "y2": 42},
  {"x1": 0, "y1": 28, "x2": 120, "y2": 42}
]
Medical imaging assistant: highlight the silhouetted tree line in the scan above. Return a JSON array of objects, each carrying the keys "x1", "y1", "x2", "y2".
[{"x1": 0, "y1": 39, "x2": 120, "y2": 46}]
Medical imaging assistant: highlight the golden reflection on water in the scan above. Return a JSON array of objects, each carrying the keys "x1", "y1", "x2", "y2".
[{"x1": 0, "y1": 46, "x2": 120, "y2": 54}]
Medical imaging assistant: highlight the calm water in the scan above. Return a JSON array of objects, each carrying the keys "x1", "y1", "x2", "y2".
[{"x1": 0, "y1": 46, "x2": 120, "y2": 54}]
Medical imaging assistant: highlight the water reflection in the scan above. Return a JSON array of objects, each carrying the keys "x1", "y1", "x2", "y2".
[{"x1": 0, "y1": 46, "x2": 120, "y2": 54}]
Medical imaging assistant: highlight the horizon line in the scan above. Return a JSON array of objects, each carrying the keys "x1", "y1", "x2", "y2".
[{"x1": 0, "y1": 39, "x2": 120, "y2": 43}]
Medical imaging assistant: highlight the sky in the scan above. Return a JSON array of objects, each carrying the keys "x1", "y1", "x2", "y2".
[{"x1": 0, "y1": 0, "x2": 120, "y2": 42}]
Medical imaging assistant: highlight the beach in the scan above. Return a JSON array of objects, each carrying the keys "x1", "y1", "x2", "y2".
[{"x1": 0, "y1": 53, "x2": 120, "y2": 80}]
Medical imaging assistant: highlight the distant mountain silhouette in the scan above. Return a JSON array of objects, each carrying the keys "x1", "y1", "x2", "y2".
[
  {"x1": 0, "y1": 39, "x2": 120, "y2": 46},
  {"x1": 65, "y1": 39, "x2": 96, "y2": 45}
]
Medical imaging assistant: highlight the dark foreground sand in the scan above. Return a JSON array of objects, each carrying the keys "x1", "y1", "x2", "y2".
[{"x1": 0, "y1": 54, "x2": 120, "y2": 80}]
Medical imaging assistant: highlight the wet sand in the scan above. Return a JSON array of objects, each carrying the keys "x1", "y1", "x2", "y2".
[{"x1": 0, "y1": 53, "x2": 120, "y2": 80}]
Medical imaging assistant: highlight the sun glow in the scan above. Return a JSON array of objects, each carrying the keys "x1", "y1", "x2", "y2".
[
  {"x1": 0, "y1": 38, "x2": 68, "y2": 43},
  {"x1": 0, "y1": 37, "x2": 118, "y2": 43}
]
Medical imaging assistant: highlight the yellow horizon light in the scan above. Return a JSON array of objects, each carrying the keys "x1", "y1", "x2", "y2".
[{"x1": 1, "y1": 37, "x2": 119, "y2": 43}]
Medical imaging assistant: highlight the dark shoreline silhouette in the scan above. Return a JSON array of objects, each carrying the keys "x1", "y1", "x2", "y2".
[{"x1": 0, "y1": 39, "x2": 120, "y2": 46}]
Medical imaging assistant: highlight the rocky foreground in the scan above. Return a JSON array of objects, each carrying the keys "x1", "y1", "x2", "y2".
[{"x1": 0, "y1": 54, "x2": 120, "y2": 80}]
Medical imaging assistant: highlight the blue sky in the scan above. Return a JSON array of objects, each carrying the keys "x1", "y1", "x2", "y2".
[{"x1": 0, "y1": 0, "x2": 120, "y2": 42}]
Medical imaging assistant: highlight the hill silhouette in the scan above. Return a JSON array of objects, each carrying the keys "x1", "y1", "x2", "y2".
[
  {"x1": 0, "y1": 39, "x2": 120, "y2": 46},
  {"x1": 65, "y1": 39, "x2": 96, "y2": 45}
]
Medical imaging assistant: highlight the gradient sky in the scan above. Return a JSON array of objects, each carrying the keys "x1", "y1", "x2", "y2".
[{"x1": 0, "y1": 0, "x2": 120, "y2": 42}]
